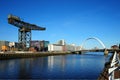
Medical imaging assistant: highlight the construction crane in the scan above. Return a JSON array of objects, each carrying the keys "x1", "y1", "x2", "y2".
[{"x1": 8, "y1": 14, "x2": 46, "y2": 50}]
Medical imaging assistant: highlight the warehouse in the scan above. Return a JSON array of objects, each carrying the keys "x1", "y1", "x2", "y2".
[{"x1": 48, "y1": 44, "x2": 63, "y2": 52}]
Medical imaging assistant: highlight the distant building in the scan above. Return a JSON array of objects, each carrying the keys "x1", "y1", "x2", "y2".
[
  {"x1": 48, "y1": 44, "x2": 63, "y2": 52},
  {"x1": 57, "y1": 39, "x2": 66, "y2": 45},
  {"x1": 49, "y1": 39, "x2": 79, "y2": 52},
  {"x1": 40, "y1": 40, "x2": 49, "y2": 51},
  {"x1": 75, "y1": 46, "x2": 81, "y2": 51},
  {"x1": 48, "y1": 39, "x2": 66, "y2": 52},
  {"x1": 9, "y1": 42, "x2": 20, "y2": 48},
  {"x1": 30, "y1": 40, "x2": 49, "y2": 51},
  {"x1": 30, "y1": 40, "x2": 40, "y2": 51},
  {"x1": 0, "y1": 41, "x2": 9, "y2": 51},
  {"x1": 9, "y1": 42, "x2": 20, "y2": 51},
  {"x1": 66, "y1": 44, "x2": 76, "y2": 51},
  {"x1": 111, "y1": 45, "x2": 119, "y2": 49}
]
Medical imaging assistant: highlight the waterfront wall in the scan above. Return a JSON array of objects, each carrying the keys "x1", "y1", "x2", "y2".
[{"x1": 0, "y1": 52, "x2": 71, "y2": 60}]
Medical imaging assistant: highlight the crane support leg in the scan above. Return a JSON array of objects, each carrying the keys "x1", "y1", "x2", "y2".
[{"x1": 18, "y1": 29, "x2": 31, "y2": 50}]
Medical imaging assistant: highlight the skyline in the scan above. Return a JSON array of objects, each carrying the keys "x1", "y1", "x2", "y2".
[{"x1": 0, "y1": 0, "x2": 120, "y2": 49}]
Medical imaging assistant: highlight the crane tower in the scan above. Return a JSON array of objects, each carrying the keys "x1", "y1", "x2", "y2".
[{"x1": 8, "y1": 14, "x2": 46, "y2": 50}]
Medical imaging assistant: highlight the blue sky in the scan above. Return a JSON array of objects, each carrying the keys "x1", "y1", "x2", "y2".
[{"x1": 0, "y1": 0, "x2": 120, "y2": 48}]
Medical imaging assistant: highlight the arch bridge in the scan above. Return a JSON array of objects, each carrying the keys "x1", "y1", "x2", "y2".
[
  {"x1": 80, "y1": 37, "x2": 106, "y2": 50},
  {"x1": 72, "y1": 37, "x2": 108, "y2": 54}
]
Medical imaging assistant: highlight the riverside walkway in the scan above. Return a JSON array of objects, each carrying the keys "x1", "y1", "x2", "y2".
[{"x1": 98, "y1": 52, "x2": 120, "y2": 80}]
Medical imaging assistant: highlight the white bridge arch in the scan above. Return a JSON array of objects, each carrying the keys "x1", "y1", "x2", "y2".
[{"x1": 80, "y1": 37, "x2": 106, "y2": 50}]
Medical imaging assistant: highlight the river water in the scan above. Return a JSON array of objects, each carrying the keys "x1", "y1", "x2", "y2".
[{"x1": 0, "y1": 52, "x2": 111, "y2": 79}]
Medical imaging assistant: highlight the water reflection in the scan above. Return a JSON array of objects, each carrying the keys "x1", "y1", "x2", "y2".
[
  {"x1": 0, "y1": 52, "x2": 111, "y2": 79},
  {"x1": 48, "y1": 56, "x2": 54, "y2": 71}
]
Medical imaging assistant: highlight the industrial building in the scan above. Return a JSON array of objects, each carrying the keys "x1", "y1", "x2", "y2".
[
  {"x1": 0, "y1": 41, "x2": 9, "y2": 51},
  {"x1": 0, "y1": 40, "x2": 50, "y2": 52},
  {"x1": 48, "y1": 44, "x2": 77, "y2": 52},
  {"x1": 48, "y1": 40, "x2": 78, "y2": 52},
  {"x1": 9, "y1": 42, "x2": 21, "y2": 51},
  {"x1": 0, "y1": 41, "x2": 20, "y2": 51},
  {"x1": 0, "y1": 39, "x2": 80, "y2": 52},
  {"x1": 48, "y1": 40, "x2": 66, "y2": 52},
  {"x1": 30, "y1": 40, "x2": 49, "y2": 52},
  {"x1": 48, "y1": 44, "x2": 63, "y2": 52}
]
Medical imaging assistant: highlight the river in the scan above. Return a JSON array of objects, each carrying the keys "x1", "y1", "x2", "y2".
[{"x1": 0, "y1": 52, "x2": 111, "y2": 79}]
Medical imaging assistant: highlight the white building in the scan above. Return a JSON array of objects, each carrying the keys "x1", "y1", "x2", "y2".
[
  {"x1": 66, "y1": 44, "x2": 76, "y2": 51},
  {"x1": 48, "y1": 44, "x2": 63, "y2": 52},
  {"x1": 48, "y1": 39, "x2": 80, "y2": 52}
]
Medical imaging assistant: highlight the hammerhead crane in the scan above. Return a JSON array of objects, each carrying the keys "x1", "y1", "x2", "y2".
[{"x1": 8, "y1": 14, "x2": 46, "y2": 50}]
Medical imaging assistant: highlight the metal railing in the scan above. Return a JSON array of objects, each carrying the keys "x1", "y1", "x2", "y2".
[{"x1": 108, "y1": 51, "x2": 120, "y2": 80}]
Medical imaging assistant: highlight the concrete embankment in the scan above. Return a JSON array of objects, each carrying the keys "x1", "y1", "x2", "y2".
[
  {"x1": 0, "y1": 51, "x2": 71, "y2": 60},
  {"x1": 98, "y1": 52, "x2": 120, "y2": 80}
]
